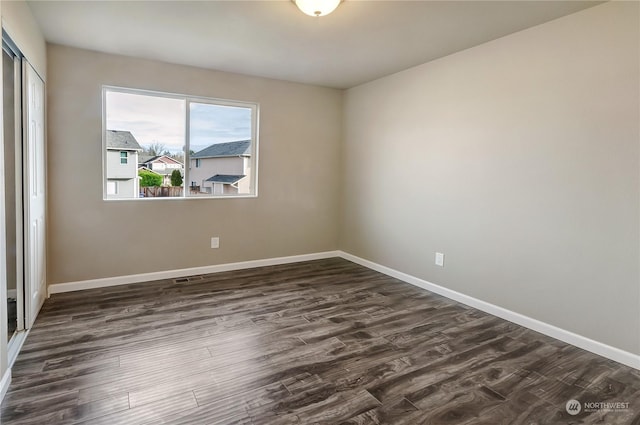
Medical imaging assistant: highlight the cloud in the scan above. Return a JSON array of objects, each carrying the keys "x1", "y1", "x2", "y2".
[
  {"x1": 106, "y1": 91, "x2": 253, "y2": 154},
  {"x1": 106, "y1": 91, "x2": 185, "y2": 151},
  {"x1": 190, "y1": 103, "x2": 252, "y2": 151}
]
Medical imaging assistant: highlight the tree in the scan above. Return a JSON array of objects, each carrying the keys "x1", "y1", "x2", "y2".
[
  {"x1": 171, "y1": 152, "x2": 185, "y2": 164},
  {"x1": 144, "y1": 142, "x2": 170, "y2": 157},
  {"x1": 139, "y1": 170, "x2": 162, "y2": 187},
  {"x1": 170, "y1": 169, "x2": 183, "y2": 187}
]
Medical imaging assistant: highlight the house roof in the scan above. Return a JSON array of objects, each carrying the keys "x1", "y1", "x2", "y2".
[
  {"x1": 140, "y1": 155, "x2": 183, "y2": 166},
  {"x1": 137, "y1": 166, "x2": 162, "y2": 175},
  {"x1": 192, "y1": 140, "x2": 251, "y2": 159},
  {"x1": 205, "y1": 174, "x2": 246, "y2": 184},
  {"x1": 106, "y1": 130, "x2": 143, "y2": 151}
]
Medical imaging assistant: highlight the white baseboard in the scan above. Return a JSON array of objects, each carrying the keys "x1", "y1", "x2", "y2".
[
  {"x1": 338, "y1": 251, "x2": 640, "y2": 371},
  {"x1": 0, "y1": 368, "x2": 11, "y2": 404},
  {"x1": 48, "y1": 251, "x2": 342, "y2": 295}
]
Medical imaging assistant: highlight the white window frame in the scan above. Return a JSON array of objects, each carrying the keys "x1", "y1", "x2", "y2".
[
  {"x1": 102, "y1": 85, "x2": 259, "y2": 201},
  {"x1": 120, "y1": 151, "x2": 128, "y2": 165}
]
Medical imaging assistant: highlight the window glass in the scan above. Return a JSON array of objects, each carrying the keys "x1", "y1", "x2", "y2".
[{"x1": 103, "y1": 87, "x2": 258, "y2": 200}]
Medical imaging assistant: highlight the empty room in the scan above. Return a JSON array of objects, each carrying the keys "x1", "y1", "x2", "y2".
[{"x1": 0, "y1": 0, "x2": 639, "y2": 423}]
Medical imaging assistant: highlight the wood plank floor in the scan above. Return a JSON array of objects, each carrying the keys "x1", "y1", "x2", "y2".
[{"x1": 1, "y1": 258, "x2": 639, "y2": 424}]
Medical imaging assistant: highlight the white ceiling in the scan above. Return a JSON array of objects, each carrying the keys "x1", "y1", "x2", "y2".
[{"x1": 27, "y1": 0, "x2": 602, "y2": 89}]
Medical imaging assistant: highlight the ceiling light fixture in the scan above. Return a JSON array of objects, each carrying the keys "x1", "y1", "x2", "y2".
[{"x1": 294, "y1": 0, "x2": 341, "y2": 17}]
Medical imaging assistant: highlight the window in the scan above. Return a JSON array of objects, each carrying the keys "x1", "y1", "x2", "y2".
[
  {"x1": 103, "y1": 86, "x2": 258, "y2": 200},
  {"x1": 106, "y1": 181, "x2": 118, "y2": 195}
]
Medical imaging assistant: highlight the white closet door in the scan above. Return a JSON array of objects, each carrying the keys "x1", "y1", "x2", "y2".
[{"x1": 23, "y1": 60, "x2": 45, "y2": 327}]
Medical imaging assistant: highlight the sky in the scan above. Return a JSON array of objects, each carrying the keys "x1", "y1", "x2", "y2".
[{"x1": 106, "y1": 90, "x2": 252, "y2": 154}]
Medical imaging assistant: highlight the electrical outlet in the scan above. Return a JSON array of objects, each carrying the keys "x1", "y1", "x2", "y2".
[
  {"x1": 435, "y1": 252, "x2": 444, "y2": 267},
  {"x1": 211, "y1": 237, "x2": 220, "y2": 249}
]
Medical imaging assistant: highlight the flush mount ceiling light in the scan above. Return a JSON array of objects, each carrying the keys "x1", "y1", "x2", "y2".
[{"x1": 294, "y1": 0, "x2": 342, "y2": 17}]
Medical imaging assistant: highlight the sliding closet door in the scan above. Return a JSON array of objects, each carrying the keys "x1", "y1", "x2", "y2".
[
  {"x1": 3, "y1": 44, "x2": 23, "y2": 341},
  {"x1": 23, "y1": 60, "x2": 45, "y2": 327}
]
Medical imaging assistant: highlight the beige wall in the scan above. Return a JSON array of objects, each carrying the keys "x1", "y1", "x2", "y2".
[
  {"x1": 47, "y1": 44, "x2": 342, "y2": 284},
  {"x1": 341, "y1": 2, "x2": 639, "y2": 355}
]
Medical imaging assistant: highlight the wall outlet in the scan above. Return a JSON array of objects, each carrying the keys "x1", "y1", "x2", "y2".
[
  {"x1": 211, "y1": 237, "x2": 220, "y2": 249},
  {"x1": 435, "y1": 252, "x2": 444, "y2": 267}
]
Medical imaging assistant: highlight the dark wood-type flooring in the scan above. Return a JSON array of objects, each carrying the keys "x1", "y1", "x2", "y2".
[{"x1": 2, "y1": 258, "x2": 639, "y2": 424}]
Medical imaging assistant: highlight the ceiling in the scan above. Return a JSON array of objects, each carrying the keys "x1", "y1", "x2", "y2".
[{"x1": 27, "y1": 0, "x2": 603, "y2": 89}]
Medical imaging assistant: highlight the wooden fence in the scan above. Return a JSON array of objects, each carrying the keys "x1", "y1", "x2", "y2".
[{"x1": 140, "y1": 186, "x2": 183, "y2": 198}]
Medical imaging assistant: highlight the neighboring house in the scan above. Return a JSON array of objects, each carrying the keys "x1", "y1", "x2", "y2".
[
  {"x1": 105, "y1": 130, "x2": 142, "y2": 198},
  {"x1": 189, "y1": 140, "x2": 251, "y2": 195},
  {"x1": 139, "y1": 155, "x2": 184, "y2": 186}
]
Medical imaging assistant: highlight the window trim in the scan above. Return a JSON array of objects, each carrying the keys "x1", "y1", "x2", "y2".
[
  {"x1": 102, "y1": 85, "x2": 260, "y2": 201},
  {"x1": 120, "y1": 151, "x2": 128, "y2": 165}
]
